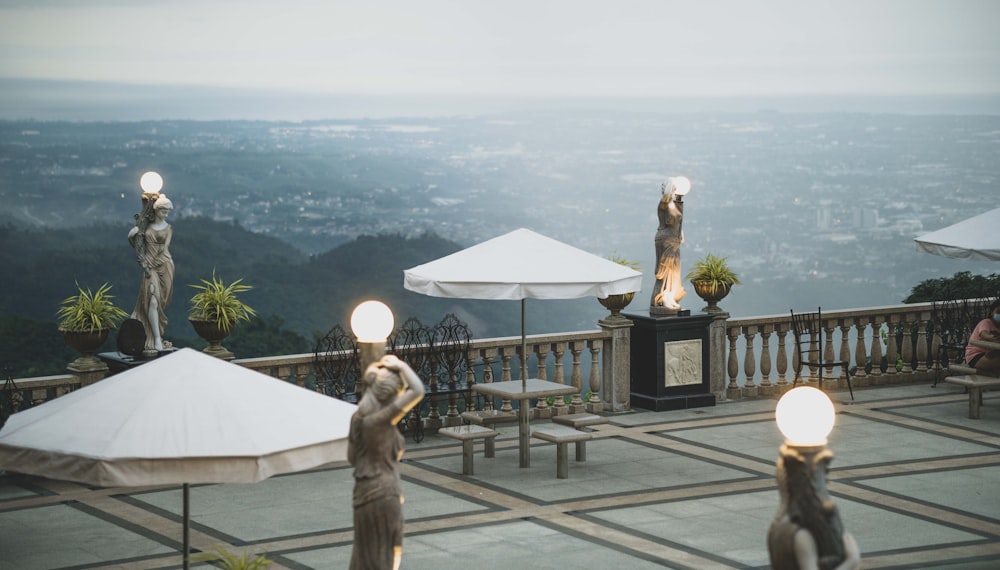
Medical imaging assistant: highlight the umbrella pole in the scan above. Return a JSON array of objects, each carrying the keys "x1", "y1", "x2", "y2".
[
  {"x1": 519, "y1": 298, "x2": 530, "y2": 468},
  {"x1": 183, "y1": 483, "x2": 190, "y2": 570},
  {"x1": 521, "y1": 298, "x2": 528, "y2": 388}
]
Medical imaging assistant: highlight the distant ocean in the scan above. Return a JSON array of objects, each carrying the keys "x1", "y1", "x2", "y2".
[{"x1": 2, "y1": 78, "x2": 999, "y2": 121}]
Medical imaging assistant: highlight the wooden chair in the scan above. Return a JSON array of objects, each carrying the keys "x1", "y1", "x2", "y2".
[{"x1": 789, "y1": 307, "x2": 853, "y2": 400}]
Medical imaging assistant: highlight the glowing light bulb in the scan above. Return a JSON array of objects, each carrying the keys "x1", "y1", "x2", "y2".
[
  {"x1": 775, "y1": 386, "x2": 835, "y2": 446},
  {"x1": 140, "y1": 171, "x2": 163, "y2": 194},
  {"x1": 350, "y1": 301, "x2": 394, "y2": 342},
  {"x1": 671, "y1": 176, "x2": 691, "y2": 196}
]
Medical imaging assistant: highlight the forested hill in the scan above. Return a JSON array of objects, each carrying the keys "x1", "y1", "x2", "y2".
[{"x1": 0, "y1": 217, "x2": 577, "y2": 351}]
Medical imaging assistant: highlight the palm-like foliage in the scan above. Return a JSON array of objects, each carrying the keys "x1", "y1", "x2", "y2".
[
  {"x1": 188, "y1": 272, "x2": 257, "y2": 333},
  {"x1": 607, "y1": 252, "x2": 641, "y2": 271},
  {"x1": 192, "y1": 545, "x2": 272, "y2": 569},
  {"x1": 56, "y1": 282, "x2": 129, "y2": 332},
  {"x1": 685, "y1": 254, "x2": 741, "y2": 292}
]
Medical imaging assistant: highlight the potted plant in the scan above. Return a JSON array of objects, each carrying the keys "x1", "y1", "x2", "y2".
[
  {"x1": 56, "y1": 282, "x2": 129, "y2": 367},
  {"x1": 598, "y1": 254, "x2": 641, "y2": 317},
  {"x1": 685, "y1": 253, "x2": 741, "y2": 313},
  {"x1": 188, "y1": 271, "x2": 256, "y2": 359}
]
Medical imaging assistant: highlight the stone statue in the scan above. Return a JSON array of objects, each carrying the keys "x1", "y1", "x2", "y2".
[
  {"x1": 650, "y1": 177, "x2": 687, "y2": 314},
  {"x1": 349, "y1": 354, "x2": 425, "y2": 570},
  {"x1": 128, "y1": 192, "x2": 174, "y2": 355},
  {"x1": 767, "y1": 445, "x2": 860, "y2": 570}
]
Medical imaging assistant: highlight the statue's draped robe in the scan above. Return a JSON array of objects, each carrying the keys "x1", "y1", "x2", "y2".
[{"x1": 131, "y1": 224, "x2": 173, "y2": 351}]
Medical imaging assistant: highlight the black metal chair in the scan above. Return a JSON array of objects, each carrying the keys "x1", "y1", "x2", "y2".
[{"x1": 789, "y1": 307, "x2": 853, "y2": 400}]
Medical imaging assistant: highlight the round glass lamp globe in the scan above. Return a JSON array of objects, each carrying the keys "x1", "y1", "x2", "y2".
[
  {"x1": 671, "y1": 176, "x2": 691, "y2": 196},
  {"x1": 775, "y1": 386, "x2": 836, "y2": 446},
  {"x1": 140, "y1": 171, "x2": 163, "y2": 193},
  {"x1": 351, "y1": 301, "x2": 394, "y2": 342}
]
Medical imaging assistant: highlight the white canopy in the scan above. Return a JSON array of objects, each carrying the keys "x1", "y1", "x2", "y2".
[
  {"x1": 0, "y1": 348, "x2": 356, "y2": 487},
  {"x1": 404, "y1": 228, "x2": 642, "y2": 384},
  {"x1": 403, "y1": 228, "x2": 643, "y2": 301},
  {"x1": 914, "y1": 208, "x2": 1000, "y2": 262}
]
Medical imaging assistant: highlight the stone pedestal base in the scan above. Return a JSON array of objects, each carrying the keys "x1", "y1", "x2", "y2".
[
  {"x1": 67, "y1": 356, "x2": 108, "y2": 387},
  {"x1": 626, "y1": 312, "x2": 715, "y2": 412}
]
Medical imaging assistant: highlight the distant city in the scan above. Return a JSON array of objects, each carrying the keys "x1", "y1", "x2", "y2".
[{"x1": 1, "y1": 108, "x2": 996, "y2": 319}]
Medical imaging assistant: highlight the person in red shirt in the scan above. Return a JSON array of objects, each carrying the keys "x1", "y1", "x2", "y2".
[{"x1": 965, "y1": 300, "x2": 1000, "y2": 373}]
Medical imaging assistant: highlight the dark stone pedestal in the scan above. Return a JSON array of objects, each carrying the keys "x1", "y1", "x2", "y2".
[{"x1": 626, "y1": 312, "x2": 715, "y2": 412}]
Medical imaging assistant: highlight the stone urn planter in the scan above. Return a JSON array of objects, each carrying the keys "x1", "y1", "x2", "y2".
[
  {"x1": 598, "y1": 292, "x2": 636, "y2": 318},
  {"x1": 686, "y1": 253, "x2": 740, "y2": 314},
  {"x1": 690, "y1": 280, "x2": 732, "y2": 313},
  {"x1": 188, "y1": 272, "x2": 256, "y2": 361},
  {"x1": 189, "y1": 318, "x2": 235, "y2": 360},
  {"x1": 61, "y1": 328, "x2": 111, "y2": 369}
]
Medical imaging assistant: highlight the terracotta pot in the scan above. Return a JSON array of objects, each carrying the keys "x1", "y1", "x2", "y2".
[
  {"x1": 189, "y1": 319, "x2": 235, "y2": 360},
  {"x1": 691, "y1": 280, "x2": 732, "y2": 313},
  {"x1": 598, "y1": 292, "x2": 635, "y2": 317}
]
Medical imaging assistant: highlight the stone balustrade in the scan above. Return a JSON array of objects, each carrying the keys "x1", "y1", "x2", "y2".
[
  {"x1": 6, "y1": 301, "x2": 989, "y2": 422},
  {"x1": 721, "y1": 301, "x2": 984, "y2": 400}
]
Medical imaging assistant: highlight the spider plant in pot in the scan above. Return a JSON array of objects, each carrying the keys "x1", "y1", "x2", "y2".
[
  {"x1": 685, "y1": 253, "x2": 741, "y2": 313},
  {"x1": 188, "y1": 272, "x2": 256, "y2": 359},
  {"x1": 598, "y1": 254, "x2": 641, "y2": 317},
  {"x1": 56, "y1": 282, "x2": 129, "y2": 365}
]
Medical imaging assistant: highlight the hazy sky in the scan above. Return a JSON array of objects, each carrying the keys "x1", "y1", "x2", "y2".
[{"x1": 1, "y1": 0, "x2": 998, "y2": 99}]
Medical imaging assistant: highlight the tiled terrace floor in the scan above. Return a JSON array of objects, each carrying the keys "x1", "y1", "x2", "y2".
[{"x1": 1, "y1": 382, "x2": 999, "y2": 569}]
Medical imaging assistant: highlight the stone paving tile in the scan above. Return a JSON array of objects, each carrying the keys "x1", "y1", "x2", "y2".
[{"x1": 2, "y1": 382, "x2": 999, "y2": 569}]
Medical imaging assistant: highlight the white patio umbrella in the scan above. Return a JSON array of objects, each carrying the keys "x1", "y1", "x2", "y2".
[
  {"x1": 0, "y1": 348, "x2": 356, "y2": 569},
  {"x1": 914, "y1": 208, "x2": 1000, "y2": 261},
  {"x1": 403, "y1": 228, "x2": 643, "y2": 386}
]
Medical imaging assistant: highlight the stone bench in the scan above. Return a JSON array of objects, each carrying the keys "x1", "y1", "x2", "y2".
[
  {"x1": 946, "y1": 363, "x2": 1000, "y2": 377},
  {"x1": 944, "y1": 375, "x2": 1000, "y2": 419},
  {"x1": 552, "y1": 412, "x2": 610, "y2": 430},
  {"x1": 531, "y1": 425, "x2": 592, "y2": 479},
  {"x1": 439, "y1": 425, "x2": 498, "y2": 475},
  {"x1": 461, "y1": 410, "x2": 518, "y2": 457}
]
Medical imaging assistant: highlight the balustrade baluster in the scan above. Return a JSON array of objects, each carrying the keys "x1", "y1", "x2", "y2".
[
  {"x1": 535, "y1": 343, "x2": 549, "y2": 381},
  {"x1": 823, "y1": 319, "x2": 837, "y2": 383},
  {"x1": 464, "y1": 348, "x2": 476, "y2": 414},
  {"x1": 482, "y1": 348, "x2": 498, "y2": 411},
  {"x1": 759, "y1": 324, "x2": 773, "y2": 395},
  {"x1": 853, "y1": 318, "x2": 868, "y2": 382},
  {"x1": 498, "y1": 347, "x2": 515, "y2": 413},
  {"x1": 500, "y1": 347, "x2": 513, "y2": 382},
  {"x1": 726, "y1": 326, "x2": 740, "y2": 399},
  {"x1": 588, "y1": 340, "x2": 602, "y2": 411},
  {"x1": 900, "y1": 316, "x2": 914, "y2": 375},
  {"x1": 775, "y1": 324, "x2": 789, "y2": 387},
  {"x1": 915, "y1": 318, "x2": 929, "y2": 373},
  {"x1": 568, "y1": 341, "x2": 585, "y2": 413},
  {"x1": 930, "y1": 322, "x2": 943, "y2": 375},
  {"x1": 838, "y1": 319, "x2": 851, "y2": 383},
  {"x1": 294, "y1": 364, "x2": 309, "y2": 388},
  {"x1": 885, "y1": 316, "x2": 898, "y2": 379},
  {"x1": 426, "y1": 359, "x2": 442, "y2": 427},
  {"x1": 870, "y1": 317, "x2": 884, "y2": 380},
  {"x1": 743, "y1": 326, "x2": 758, "y2": 397},
  {"x1": 278, "y1": 364, "x2": 293, "y2": 385}
]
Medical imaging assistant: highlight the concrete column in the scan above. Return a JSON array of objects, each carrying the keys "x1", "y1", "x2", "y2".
[
  {"x1": 708, "y1": 311, "x2": 730, "y2": 402},
  {"x1": 598, "y1": 316, "x2": 633, "y2": 412},
  {"x1": 67, "y1": 357, "x2": 108, "y2": 387}
]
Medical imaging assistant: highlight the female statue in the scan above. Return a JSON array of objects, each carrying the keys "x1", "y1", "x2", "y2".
[
  {"x1": 650, "y1": 178, "x2": 687, "y2": 313},
  {"x1": 767, "y1": 446, "x2": 860, "y2": 570},
  {"x1": 348, "y1": 354, "x2": 425, "y2": 570},
  {"x1": 128, "y1": 194, "x2": 174, "y2": 354}
]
